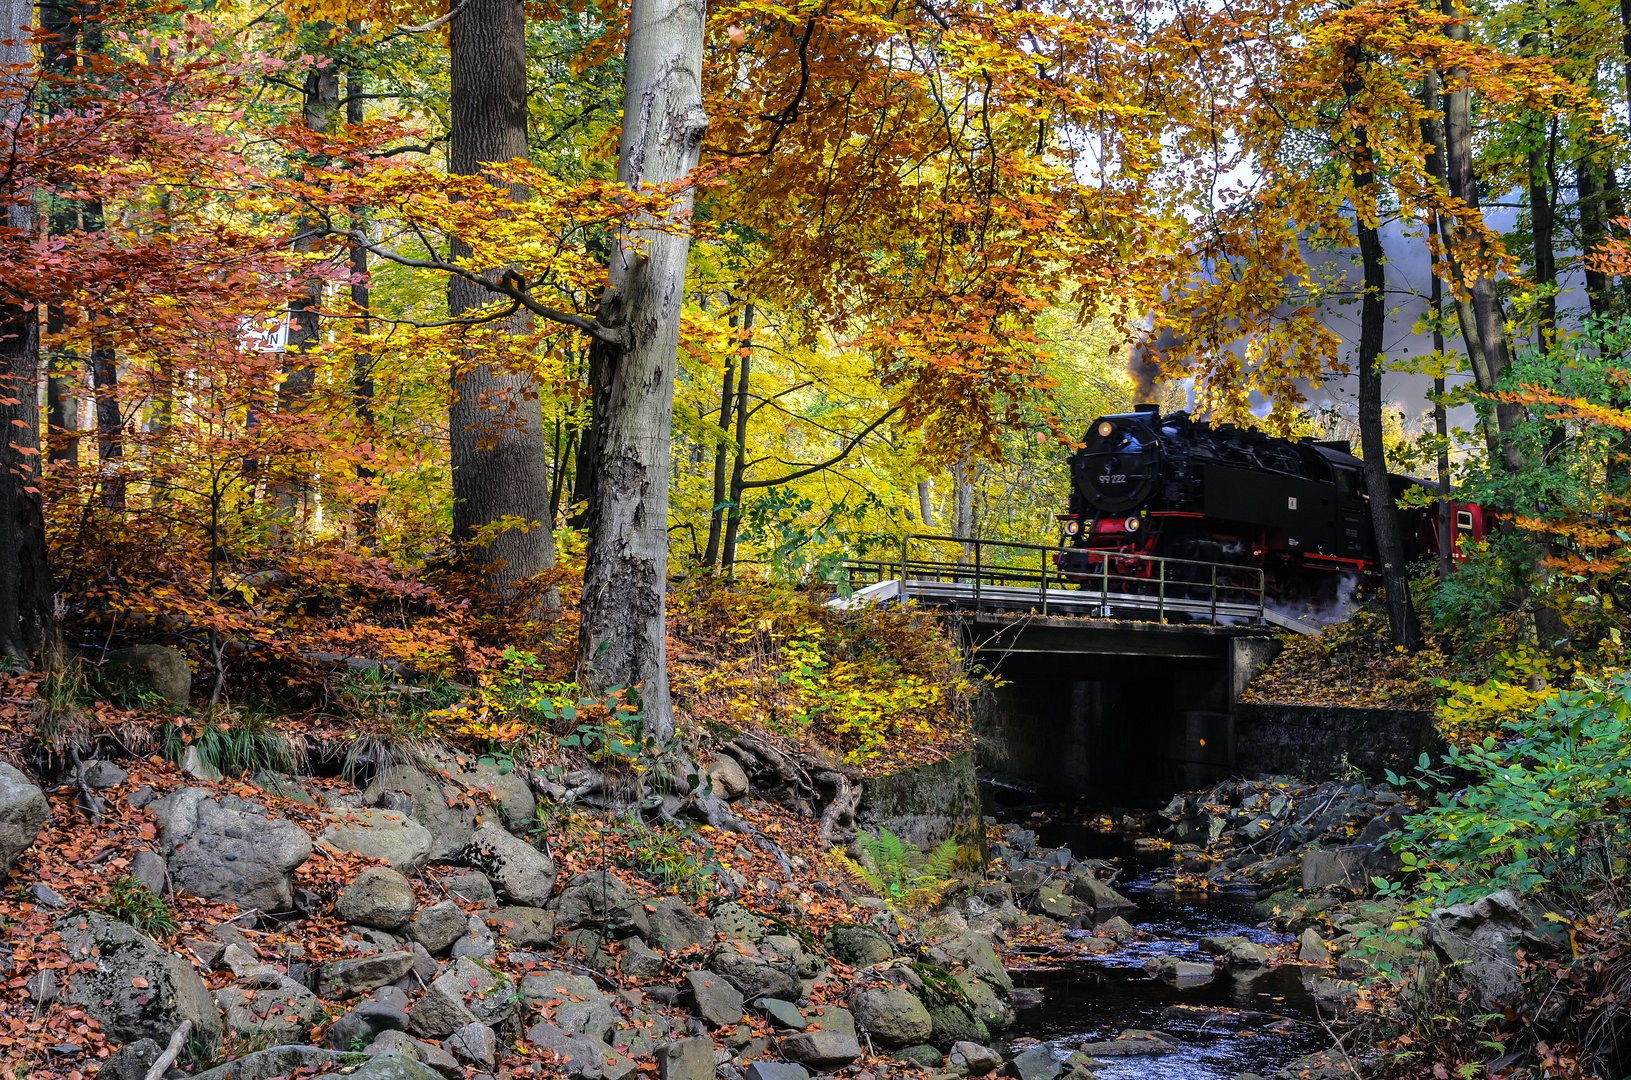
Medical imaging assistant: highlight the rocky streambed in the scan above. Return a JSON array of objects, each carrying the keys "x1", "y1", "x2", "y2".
[{"x1": 967, "y1": 775, "x2": 1427, "y2": 1080}]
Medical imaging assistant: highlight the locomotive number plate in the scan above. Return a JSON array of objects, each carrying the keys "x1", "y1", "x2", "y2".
[{"x1": 1100, "y1": 473, "x2": 1127, "y2": 485}]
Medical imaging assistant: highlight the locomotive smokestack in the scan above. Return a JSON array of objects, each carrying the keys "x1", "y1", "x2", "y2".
[{"x1": 1135, "y1": 403, "x2": 1160, "y2": 414}]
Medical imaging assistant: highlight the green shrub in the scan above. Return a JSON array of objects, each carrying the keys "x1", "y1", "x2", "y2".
[{"x1": 1384, "y1": 672, "x2": 1631, "y2": 913}]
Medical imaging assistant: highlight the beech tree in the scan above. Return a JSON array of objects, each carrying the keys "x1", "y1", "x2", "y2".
[
  {"x1": 577, "y1": 0, "x2": 708, "y2": 740},
  {"x1": 0, "y1": 0, "x2": 52, "y2": 663},
  {"x1": 447, "y1": 0, "x2": 559, "y2": 610}
]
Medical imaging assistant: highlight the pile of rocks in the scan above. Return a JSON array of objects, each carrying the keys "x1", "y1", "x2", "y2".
[
  {"x1": 975, "y1": 825, "x2": 1135, "y2": 930},
  {"x1": 1150, "y1": 776, "x2": 1410, "y2": 894},
  {"x1": 2, "y1": 751, "x2": 1022, "y2": 1080}
]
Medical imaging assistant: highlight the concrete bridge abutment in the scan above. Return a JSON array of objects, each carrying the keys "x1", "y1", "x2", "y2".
[{"x1": 963, "y1": 615, "x2": 1285, "y2": 801}]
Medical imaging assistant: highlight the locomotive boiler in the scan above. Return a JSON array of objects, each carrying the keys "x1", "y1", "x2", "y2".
[{"x1": 1057, "y1": 405, "x2": 1486, "y2": 624}]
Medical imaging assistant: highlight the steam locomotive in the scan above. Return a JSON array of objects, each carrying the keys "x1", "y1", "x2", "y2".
[{"x1": 1057, "y1": 405, "x2": 1487, "y2": 625}]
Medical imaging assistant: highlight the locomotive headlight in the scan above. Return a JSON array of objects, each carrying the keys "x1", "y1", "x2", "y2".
[
  {"x1": 1064, "y1": 519, "x2": 1081, "y2": 535},
  {"x1": 1096, "y1": 421, "x2": 1115, "y2": 438},
  {"x1": 1124, "y1": 516, "x2": 1142, "y2": 532}
]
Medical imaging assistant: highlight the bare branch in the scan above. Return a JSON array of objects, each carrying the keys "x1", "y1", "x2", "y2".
[
  {"x1": 739, "y1": 406, "x2": 900, "y2": 489},
  {"x1": 397, "y1": 0, "x2": 470, "y2": 33}
]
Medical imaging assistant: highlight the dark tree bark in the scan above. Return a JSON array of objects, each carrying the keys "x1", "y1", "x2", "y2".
[
  {"x1": 448, "y1": 0, "x2": 558, "y2": 608},
  {"x1": 1344, "y1": 63, "x2": 1422, "y2": 649},
  {"x1": 1577, "y1": 149, "x2": 1615, "y2": 318},
  {"x1": 1, "y1": 0, "x2": 53, "y2": 662},
  {"x1": 701, "y1": 307, "x2": 740, "y2": 568},
  {"x1": 720, "y1": 306, "x2": 753, "y2": 573},
  {"x1": 347, "y1": 68, "x2": 376, "y2": 545},
  {"x1": 1524, "y1": 71, "x2": 1558, "y2": 345},
  {"x1": 40, "y1": 0, "x2": 87, "y2": 472},
  {"x1": 268, "y1": 59, "x2": 340, "y2": 532}
]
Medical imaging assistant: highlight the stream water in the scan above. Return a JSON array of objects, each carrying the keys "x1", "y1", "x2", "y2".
[{"x1": 989, "y1": 785, "x2": 1333, "y2": 1080}]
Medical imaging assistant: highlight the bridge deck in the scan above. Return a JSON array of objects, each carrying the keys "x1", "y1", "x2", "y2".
[
  {"x1": 835, "y1": 534, "x2": 1320, "y2": 634},
  {"x1": 900, "y1": 579, "x2": 1267, "y2": 623}
]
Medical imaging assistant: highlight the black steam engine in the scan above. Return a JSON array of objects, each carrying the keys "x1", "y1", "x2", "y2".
[{"x1": 1057, "y1": 405, "x2": 1486, "y2": 623}]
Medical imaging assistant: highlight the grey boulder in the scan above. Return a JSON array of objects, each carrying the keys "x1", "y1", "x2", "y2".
[
  {"x1": 779, "y1": 1029, "x2": 862, "y2": 1068},
  {"x1": 150, "y1": 787, "x2": 311, "y2": 912},
  {"x1": 318, "y1": 808, "x2": 434, "y2": 871},
  {"x1": 648, "y1": 897, "x2": 713, "y2": 952},
  {"x1": 849, "y1": 984, "x2": 933, "y2": 1047},
  {"x1": 0, "y1": 762, "x2": 47, "y2": 875},
  {"x1": 103, "y1": 644, "x2": 192, "y2": 707},
  {"x1": 364, "y1": 748, "x2": 535, "y2": 861},
  {"x1": 551, "y1": 871, "x2": 650, "y2": 938},
  {"x1": 58, "y1": 912, "x2": 223, "y2": 1050},
  {"x1": 458, "y1": 822, "x2": 555, "y2": 907},
  {"x1": 338, "y1": 866, "x2": 418, "y2": 930}
]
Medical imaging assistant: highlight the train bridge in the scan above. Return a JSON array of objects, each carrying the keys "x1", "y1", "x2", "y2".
[{"x1": 836, "y1": 535, "x2": 1301, "y2": 799}]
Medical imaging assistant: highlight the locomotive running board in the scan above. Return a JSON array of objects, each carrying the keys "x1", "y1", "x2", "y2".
[{"x1": 1261, "y1": 608, "x2": 1320, "y2": 635}]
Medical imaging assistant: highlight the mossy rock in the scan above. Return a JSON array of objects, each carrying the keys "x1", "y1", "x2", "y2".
[
  {"x1": 825, "y1": 923, "x2": 895, "y2": 966},
  {"x1": 911, "y1": 962, "x2": 989, "y2": 1048}
]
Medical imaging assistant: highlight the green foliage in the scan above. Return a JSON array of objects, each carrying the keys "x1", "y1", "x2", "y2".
[
  {"x1": 1384, "y1": 673, "x2": 1631, "y2": 913},
  {"x1": 851, "y1": 828, "x2": 963, "y2": 912},
  {"x1": 331, "y1": 666, "x2": 461, "y2": 741},
  {"x1": 162, "y1": 710, "x2": 295, "y2": 777},
  {"x1": 97, "y1": 876, "x2": 178, "y2": 938},
  {"x1": 602, "y1": 816, "x2": 719, "y2": 901}
]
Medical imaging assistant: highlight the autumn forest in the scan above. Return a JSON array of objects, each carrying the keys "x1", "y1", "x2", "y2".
[{"x1": 4, "y1": 0, "x2": 1631, "y2": 1075}]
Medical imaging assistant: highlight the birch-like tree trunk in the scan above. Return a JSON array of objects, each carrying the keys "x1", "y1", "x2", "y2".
[
  {"x1": 448, "y1": 0, "x2": 558, "y2": 610},
  {"x1": 578, "y1": 0, "x2": 707, "y2": 741},
  {"x1": 1, "y1": 0, "x2": 53, "y2": 661}
]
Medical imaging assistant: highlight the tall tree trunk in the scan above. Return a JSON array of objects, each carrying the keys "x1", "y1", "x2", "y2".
[
  {"x1": 1, "y1": 0, "x2": 53, "y2": 662},
  {"x1": 90, "y1": 294, "x2": 121, "y2": 509},
  {"x1": 1346, "y1": 82, "x2": 1422, "y2": 650},
  {"x1": 952, "y1": 456, "x2": 975, "y2": 563},
  {"x1": 1524, "y1": 71, "x2": 1557, "y2": 346},
  {"x1": 568, "y1": 339, "x2": 609, "y2": 529},
  {"x1": 41, "y1": 0, "x2": 83, "y2": 471},
  {"x1": 448, "y1": 0, "x2": 558, "y2": 608},
  {"x1": 720, "y1": 308, "x2": 752, "y2": 573},
  {"x1": 347, "y1": 72, "x2": 376, "y2": 546},
  {"x1": 1430, "y1": 242, "x2": 1453, "y2": 581},
  {"x1": 917, "y1": 479, "x2": 935, "y2": 527},
  {"x1": 1440, "y1": 23, "x2": 1523, "y2": 472},
  {"x1": 269, "y1": 60, "x2": 340, "y2": 533},
  {"x1": 1420, "y1": 71, "x2": 1496, "y2": 460},
  {"x1": 1578, "y1": 150, "x2": 1614, "y2": 318},
  {"x1": 701, "y1": 315, "x2": 737, "y2": 568},
  {"x1": 578, "y1": 0, "x2": 707, "y2": 741}
]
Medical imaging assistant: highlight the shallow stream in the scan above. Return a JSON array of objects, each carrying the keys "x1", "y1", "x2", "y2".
[{"x1": 990, "y1": 787, "x2": 1334, "y2": 1080}]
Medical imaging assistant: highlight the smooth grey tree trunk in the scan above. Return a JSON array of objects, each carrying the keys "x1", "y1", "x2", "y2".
[
  {"x1": 1, "y1": 0, "x2": 53, "y2": 662},
  {"x1": 578, "y1": 0, "x2": 707, "y2": 741},
  {"x1": 1441, "y1": 20, "x2": 1524, "y2": 472},
  {"x1": 1420, "y1": 71, "x2": 1494, "y2": 460},
  {"x1": 448, "y1": 0, "x2": 558, "y2": 609},
  {"x1": 1430, "y1": 248, "x2": 1453, "y2": 581}
]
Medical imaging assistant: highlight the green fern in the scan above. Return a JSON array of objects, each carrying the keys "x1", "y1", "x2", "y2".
[{"x1": 855, "y1": 828, "x2": 967, "y2": 911}]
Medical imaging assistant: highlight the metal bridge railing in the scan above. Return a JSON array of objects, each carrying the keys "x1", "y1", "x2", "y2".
[{"x1": 841, "y1": 533, "x2": 1266, "y2": 625}]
